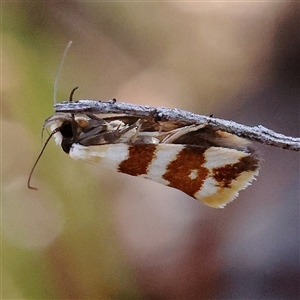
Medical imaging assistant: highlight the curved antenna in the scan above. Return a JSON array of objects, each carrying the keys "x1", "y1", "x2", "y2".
[
  {"x1": 54, "y1": 41, "x2": 73, "y2": 105},
  {"x1": 27, "y1": 127, "x2": 62, "y2": 190}
]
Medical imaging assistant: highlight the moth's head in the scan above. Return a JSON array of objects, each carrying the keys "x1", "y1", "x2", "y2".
[
  {"x1": 43, "y1": 113, "x2": 73, "y2": 152},
  {"x1": 44, "y1": 113, "x2": 90, "y2": 153}
]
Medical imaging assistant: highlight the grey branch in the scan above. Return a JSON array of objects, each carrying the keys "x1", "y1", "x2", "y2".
[{"x1": 54, "y1": 100, "x2": 300, "y2": 151}]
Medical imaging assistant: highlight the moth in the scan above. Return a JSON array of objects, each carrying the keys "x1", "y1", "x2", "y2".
[
  {"x1": 28, "y1": 42, "x2": 299, "y2": 208},
  {"x1": 29, "y1": 92, "x2": 261, "y2": 208}
]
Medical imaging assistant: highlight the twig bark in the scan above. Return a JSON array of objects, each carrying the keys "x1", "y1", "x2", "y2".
[{"x1": 54, "y1": 100, "x2": 300, "y2": 151}]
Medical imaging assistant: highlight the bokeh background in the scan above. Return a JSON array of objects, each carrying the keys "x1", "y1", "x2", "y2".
[{"x1": 2, "y1": 2, "x2": 299, "y2": 299}]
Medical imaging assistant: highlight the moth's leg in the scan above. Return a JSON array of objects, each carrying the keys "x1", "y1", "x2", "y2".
[
  {"x1": 161, "y1": 123, "x2": 208, "y2": 144},
  {"x1": 131, "y1": 123, "x2": 209, "y2": 144},
  {"x1": 105, "y1": 118, "x2": 144, "y2": 143},
  {"x1": 129, "y1": 119, "x2": 144, "y2": 143},
  {"x1": 127, "y1": 117, "x2": 166, "y2": 144},
  {"x1": 79, "y1": 118, "x2": 144, "y2": 145}
]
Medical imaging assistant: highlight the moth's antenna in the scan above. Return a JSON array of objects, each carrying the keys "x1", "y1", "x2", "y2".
[
  {"x1": 28, "y1": 127, "x2": 61, "y2": 190},
  {"x1": 54, "y1": 41, "x2": 73, "y2": 105}
]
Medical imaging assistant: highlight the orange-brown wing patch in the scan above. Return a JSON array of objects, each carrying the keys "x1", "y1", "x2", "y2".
[
  {"x1": 213, "y1": 155, "x2": 260, "y2": 188},
  {"x1": 162, "y1": 146, "x2": 209, "y2": 197},
  {"x1": 118, "y1": 144, "x2": 157, "y2": 176}
]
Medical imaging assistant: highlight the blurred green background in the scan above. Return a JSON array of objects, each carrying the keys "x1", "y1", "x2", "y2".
[{"x1": 2, "y1": 2, "x2": 299, "y2": 299}]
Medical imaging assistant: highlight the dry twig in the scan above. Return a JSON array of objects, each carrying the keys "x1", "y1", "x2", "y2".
[{"x1": 55, "y1": 100, "x2": 300, "y2": 151}]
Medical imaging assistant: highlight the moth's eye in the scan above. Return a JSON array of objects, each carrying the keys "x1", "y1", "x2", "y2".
[{"x1": 60, "y1": 121, "x2": 73, "y2": 138}]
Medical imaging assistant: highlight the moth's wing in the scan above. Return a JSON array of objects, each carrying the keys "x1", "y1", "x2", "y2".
[{"x1": 69, "y1": 143, "x2": 260, "y2": 208}]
